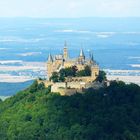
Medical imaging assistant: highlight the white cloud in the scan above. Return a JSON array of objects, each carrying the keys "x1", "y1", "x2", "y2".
[
  {"x1": 18, "y1": 52, "x2": 42, "y2": 57},
  {"x1": 0, "y1": 36, "x2": 45, "y2": 43}
]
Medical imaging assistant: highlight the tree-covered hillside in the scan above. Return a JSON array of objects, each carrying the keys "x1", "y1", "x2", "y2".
[{"x1": 0, "y1": 81, "x2": 140, "y2": 140}]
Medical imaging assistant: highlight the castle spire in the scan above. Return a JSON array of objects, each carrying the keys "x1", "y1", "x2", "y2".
[
  {"x1": 78, "y1": 48, "x2": 85, "y2": 64},
  {"x1": 80, "y1": 49, "x2": 85, "y2": 58},
  {"x1": 90, "y1": 52, "x2": 94, "y2": 62},
  {"x1": 63, "y1": 41, "x2": 68, "y2": 60},
  {"x1": 48, "y1": 53, "x2": 53, "y2": 62}
]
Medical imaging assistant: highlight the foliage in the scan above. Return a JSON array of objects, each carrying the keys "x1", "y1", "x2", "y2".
[
  {"x1": 29, "y1": 80, "x2": 45, "y2": 93},
  {"x1": 50, "y1": 66, "x2": 91, "y2": 83},
  {"x1": 60, "y1": 66, "x2": 77, "y2": 78},
  {"x1": 96, "y1": 70, "x2": 107, "y2": 82},
  {"x1": 0, "y1": 81, "x2": 140, "y2": 139},
  {"x1": 50, "y1": 66, "x2": 77, "y2": 82},
  {"x1": 49, "y1": 72, "x2": 59, "y2": 82},
  {"x1": 76, "y1": 65, "x2": 91, "y2": 77}
]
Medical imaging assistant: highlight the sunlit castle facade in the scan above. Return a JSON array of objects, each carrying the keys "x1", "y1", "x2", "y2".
[
  {"x1": 37, "y1": 42, "x2": 101, "y2": 95},
  {"x1": 46, "y1": 42, "x2": 99, "y2": 82}
]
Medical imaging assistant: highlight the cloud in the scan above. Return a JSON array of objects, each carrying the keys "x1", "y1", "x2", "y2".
[
  {"x1": 96, "y1": 32, "x2": 115, "y2": 38},
  {"x1": 54, "y1": 29, "x2": 91, "y2": 33},
  {"x1": 18, "y1": 52, "x2": 42, "y2": 57},
  {"x1": 0, "y1": 36, "x2": 45, "y2": 43},
  {"x1": 0, "y1": 60, "x2": 23, "y2": 65}
]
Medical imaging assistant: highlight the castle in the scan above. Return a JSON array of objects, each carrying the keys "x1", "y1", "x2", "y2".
[{"x1": 40, "y1": 42, "x2": 100, "y2": 95}]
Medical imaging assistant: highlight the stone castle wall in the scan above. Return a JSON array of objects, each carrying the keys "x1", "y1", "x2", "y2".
[
  {"x1": 66, "y1": 76, "x2": 96, "y2": 83},
  {"x1": 44, "y1": 47, "x2": 100, "y2": 95},
  {"x1": 51, "y1": 82, "x2": 66, "y2": 92},
  {"x1": 51, "y1": 82, "x2": 85, "y2": 94},
  {"x1": 67, "y1": 82, "x2": 81, "y2": 89},
  {"x1": 53, "y1": 88, "x2": 82, "y2": 96},
  {"x1": 38, "y1": 79, "x2": 104, "y2": 96}
]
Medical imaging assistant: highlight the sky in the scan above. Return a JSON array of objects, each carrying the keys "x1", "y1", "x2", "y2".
[{"x1": 0, "y1": 0, "x2": 140, "y2": 18}]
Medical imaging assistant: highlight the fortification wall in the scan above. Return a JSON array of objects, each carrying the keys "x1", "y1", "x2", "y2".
[
  {"x1": 85, "y1": 82, "x2": 104, "y2": 89},
  {"x1": 91, "y1": 65, "x2": 99, "y2": 79},
  {"x1": 67, "y1": 82, "x2": 86, "y2": 89},
  {"x1": 51, "y1": 82, "x2": 66, "y2": 93},
  {"x1": 54, "y1": 88, "x2": 81, "y2": 96},
  {"x1": 51, "y1": 82, "x2": 85, "y2": 94},
  {"x1": 66, "y1": 76, "x2": 96, "y2": 83}
]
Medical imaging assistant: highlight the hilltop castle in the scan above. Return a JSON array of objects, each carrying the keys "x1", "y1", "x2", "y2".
[{"x1": 40, "y1": 42, "x2": 100, "y2": 95}]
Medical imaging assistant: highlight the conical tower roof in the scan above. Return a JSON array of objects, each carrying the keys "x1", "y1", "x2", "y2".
[
  {"x1": 90, "y1": 52, "x2": 94, "y2": 62},
  {"x1": 80, "y1": 49, "x2": 85, "y2": 57},
  {"x1": 48, "y1": 53, "x2": 53, "y2": 62}
]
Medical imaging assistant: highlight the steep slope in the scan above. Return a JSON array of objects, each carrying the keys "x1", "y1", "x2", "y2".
[{"x1": 0, "y1": 81, "x2": 140, "y2": 140}]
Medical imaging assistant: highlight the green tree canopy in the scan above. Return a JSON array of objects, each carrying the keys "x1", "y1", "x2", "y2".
[
  {"x1": 76, "y1": 65, "x2": 91, "y2": 77},
  {"x1": 96, "y1": 70, "x2": 107, "y2": 82},
  {"x1": 0, "y1": 81, "x2": 140, "y2": 139},
  {"x1": 50, "y1": 72, "x2": 59, "y2": 82}
]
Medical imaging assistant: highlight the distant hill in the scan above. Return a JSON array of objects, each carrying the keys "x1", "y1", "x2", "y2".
[
  {"x1": 0, "y1": 80, "x2": 140, "y2": 140},
  {"x1": 0, "y1": 80, "x2": 33, "y2": 96}
]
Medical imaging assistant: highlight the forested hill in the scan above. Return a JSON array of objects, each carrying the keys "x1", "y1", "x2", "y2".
[{"x1": 0, "y1": 81, "x2": 140, "y2": 140}]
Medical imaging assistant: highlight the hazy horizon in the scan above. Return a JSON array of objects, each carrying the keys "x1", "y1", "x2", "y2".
[
  {"x1": 0, "y1": 0, "x2": 140, "y2": 18},
  {"x1": 0, "y1": 17, "x2": 140, "y2": 19}
]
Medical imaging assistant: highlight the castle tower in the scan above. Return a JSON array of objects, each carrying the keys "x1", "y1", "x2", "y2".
[
  {"x1": 48, "y1": 53, "x2": 53, "y2": 62},
  {"x1": 63, "y1": 41, "x2": 68, "y2": 60},
  {"x1": 90, "y1": 52, "x2": 94, "y2": 64},
  {"x1": 90, "y1": 52, "x2": 94, "y2": 61},
  {"x1": 80, "y1": 49, "x2": 85, "y2": 58},
  {"x1": 78, "y1": 49, "x2": 85, "y2": 64},
  {"x1": 91, "y1": 65, "x2": 99, "y2": 80},
  {"x1": 47, "y1": 53, "x2": 54, "y2": 80}
]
